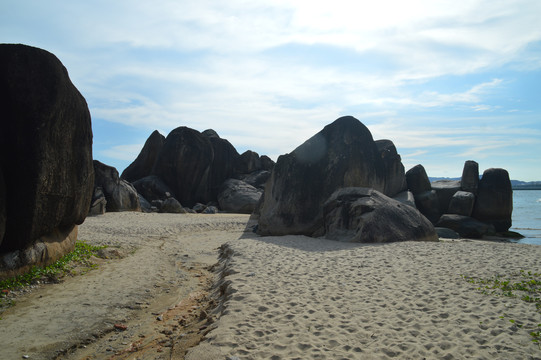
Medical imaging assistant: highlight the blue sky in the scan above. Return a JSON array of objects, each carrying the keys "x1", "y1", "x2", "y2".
[{"x1": 2, "y1": 0, "x2": 541, "y2": 181}]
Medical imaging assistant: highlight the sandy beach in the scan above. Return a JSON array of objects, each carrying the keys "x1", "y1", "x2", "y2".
[{"x1": 2, "y1": 212, "x2": 541, "y2": 359}]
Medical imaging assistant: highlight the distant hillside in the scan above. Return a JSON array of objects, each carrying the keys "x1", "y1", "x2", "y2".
[{"x1": 429, "y1": 177, "x2": 541, "y2": 190}]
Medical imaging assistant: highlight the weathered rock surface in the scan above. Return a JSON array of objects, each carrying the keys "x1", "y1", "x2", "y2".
[
  {"x1": 121, "y1": 130, "x2": 165, "y2": 182},
  {"x1": 0, "y1": 169, "x2": 5, "y2": 245},
  {"x1": 205, "y1": 131, "x2": 240, "y2": 199},
  {"x1": 236, "y1": 150, "x2": 262, "y2": 175},
  {"x1": 159, "y1": 197, "x2": 186, "y2": 214},
  {"x1": 436, "y1": 214, "x2": 495, "y2": 239},
  {"x1": 152, "y1": 127, "x2": 214, "y2": 208},
  {"x1": 412, "y1": 190, "x2": 440, "y2": 223},
  {"x1": 93, "y1": 161, "x2": 141, "y2": 212},
  {"x1": 472, "y1": 168, "x2": 513, "y2": 232},
  {"x1": 435, "y1": 227, "x2": 461, "y2": 239},
  {"x1": 406, "y1": 164, "x2": 432, "y2": 195},
  {"x1": 239, "y1": 170, "x2": 271, "y2": 189},
  {"x1": 448, "y1": 191, "x2": 475, "y2": 216},
  {"x1": 257, "y1": 116, "x2": 391, "y2": 236},
  {"x1": 132, "y1": 175, "x2": 175, "y2": 202},
  {"x1": 393, "y1": 190, "x2": 416, "y2": 208},
  {"x1": 461, "y1": 160, "x2": 479, "y2": 194},
  {"x1": 431, "y1": 179, "x2": 462, "y2": 215},
  {"x1": 376, "y1": 140, "x2": 407, "y2": 197},
  {"x1": 323, "y1": 188, "x2": 438, "y2": 243},
  {"x1": 0, "y1": 44, "x2": 94, "y2": 254},
  {"x1": 88, "y1": 187, "x2": 107, "y2": 216},
  {"x1": 218, "y1": 179, "x2": 262, "y2": 214}
]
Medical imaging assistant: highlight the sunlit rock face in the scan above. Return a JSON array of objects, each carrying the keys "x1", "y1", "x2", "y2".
[{"x1": 257, "y1": 116, "x2": 408, "y2": 237}]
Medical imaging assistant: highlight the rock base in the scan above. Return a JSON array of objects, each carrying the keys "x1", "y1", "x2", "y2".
[{"x1": 0, "y1": 225, "x2": 78, "y2": 280}]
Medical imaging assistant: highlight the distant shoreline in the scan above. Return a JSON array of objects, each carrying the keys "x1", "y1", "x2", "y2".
[{"x1": 513, "y1": 186, "x2": 541, "y2": 190}]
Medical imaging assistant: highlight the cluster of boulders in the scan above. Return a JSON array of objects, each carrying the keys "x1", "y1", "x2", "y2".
[
  {"x1": 89, "y1": 127, "x2": 275, "y2": 216},
  {"x1": 0, "y1": 44, "x2": 94, "y2": 278},
  {"x1": 256, "y1": 116, "x2": 513, "y2": 242},
  {"x1": 407, "y1": 163, "x2": 513, "y2": 238}
]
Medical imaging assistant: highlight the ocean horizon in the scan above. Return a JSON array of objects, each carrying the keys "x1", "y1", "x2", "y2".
[{"x1": 511, "y1": 189, "x2": 541, "y2": 245}]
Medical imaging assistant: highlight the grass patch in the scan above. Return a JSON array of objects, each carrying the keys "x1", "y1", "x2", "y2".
[
  {"x1": 462, "y1": 270, "x2": 541, "y2": 344},
  {"x1": 0, "y1": 241, "x2": 107, "y2": 292}
]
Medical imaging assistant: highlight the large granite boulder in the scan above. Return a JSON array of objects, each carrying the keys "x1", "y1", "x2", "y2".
[
  {"x1": 239, "y1": 170, "x2": 271, "y2": 190},
  {"x1": 204, "y1": 130, "x2": 241, "y2": 199},
  {"x1": 132, "y1": 175, "x2": 175, "y2": 202},
  {"x1": 88, "y1": 187, "x2": 107, "y2": 216},
  {"x1": 0, "y1": 168, "x2": 5, "y2": 245},
  {"x1": 448, "y1": 191, "x2": 475, "y2": 216},
  {"x1": 406, "y1": 165, "x2": 440, "y2": 223},
  {"x1": 323, "y1": 188, "x2": 438, "y2": 243},
  {"x1": 236, "y1": 150, "x2": 262, "y2": 175},
  {"x1": 406, "y1": 164, "x2": 432, "y2": 195},
  {"x1": 461, "y1": 160, "x2": 479, "y2": 194},
  {"x1": 93, "y1": 160, "x2": 141, "y2": 212},
  {"x1": 436, "y1": 214, "x2": 494, "y2": 239},
  {"x1": 121, "y1": 130, "x2": 165, "y2": 182},
  {"x1": 0, "y1": 44, "x2": 94, "y2": 253},
  {"x1": 260, "y1": 155, "x2": 275, "y2": 171},
  {"x1": 152, "y1": 127, "x2": 214, "y2": 208},
  {"x1": 431, "y1": 179, "x2": 461, "y2": 214},
  {"x1": 257, "y1": 116, "x2": 388, "y2": 236},
  {"x1": 159, "y1": 197, "x2": 186, "y2": 214},
  {"x1": 375, "y1": 140, "x2": 407, "y2": 197},
  {"x1": 472, "y1": 168, "x2": 513, "y2": 232},
  {"x1": 218, "y1": 179, "x2": 263, "y2": 214}
]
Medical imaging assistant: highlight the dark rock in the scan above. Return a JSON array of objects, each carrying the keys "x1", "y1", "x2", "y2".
[
  {"x1": 121, "y1": 130, "x2": 165, "y2": 182},
  {"x1": 89, "y1": 187, "x2": 107, "y2": 216},
  {"x1": 239, "y1": 170, "x2": 271, "y2": 189},
  {"x1": 461, "y1": 160, "x2": 479, "y2": 194},
  {"x1": 260, "y1": 155, "x2": 275, "y2": 171},
  {"x1": 257, "y1": 116, "x2": 387, "y2": 236},
  {"x1": 159, "y1": 197, "x2": 185, "y2": 213},
  {"x1": 472, "y1": 168, "x2": 513, "y2": 232},
  {"x1": 151, "y1": 200, "x2": 164, "y2": 212},
  {"x1": 93, "y1": 160, "x2": 141, "y2": 212},
  {"x1": 413, "y1": 190, "x2": 441, "y2": 223},
  {"x1": 138, "y1": 194, "x2": 154, "y2": 213},
  {"x1": 206, "y1": 134, "x2": 240, "y2": 200},
  {"x1": 236, "y1": 150, "x2": 261, "y2": 175},
  {"x1": 448, "y1": 191, "x2": 475, "y2": 216},
  {"x1": 193, "y1": 203, "x2": 207, "y2": 213},
  {"x1": 323, "y1": 188, "x2": 437, "y2": 243},
  {"x1": 375, "y1": 140, "x2": 407, "y2": 197},
  {"x1": 431, "y1": 180, "x2": 461, "y2": 214},
  {"x1": 218, "y1": 179, "x2": 262, "y2": 214},
  {"x1": 406, "y1": 165, "x2": 431, "y2": 195},
  {"x1": 393, "y1": 190, "x2": 416, "y2": 208},
  {"x1": 152, "y1": 127, "x2": 214, "y2": 208},
  {"x1": 132, "y1": 175, "x2": 175, "y2": 202},
  {"x1": 435, "y1": 227, "x2": 461, "y2": 239},
  {"x1": 0, "y1": 44, "x2": 94, "y2": 253},
  {"x1": 0, "y1": 169, "x2": 5, "y2": 246},
  {"x1": 203, "y1": 206, "x2": 218, "y2": 214},
  {"x1": 436, "y1": 214, "x2": 494, "y2": 238},
  {"x1": 202, "y1": 129, "x2": 220, "y2": 138}
]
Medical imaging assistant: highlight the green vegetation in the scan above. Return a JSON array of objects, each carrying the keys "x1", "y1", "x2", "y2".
[
  {"x1": 0, "y1": 241, "x2": 106, "y2": 293},
  {"x1": 463, "y1": 270, "x2": 541, "y2": 344}
]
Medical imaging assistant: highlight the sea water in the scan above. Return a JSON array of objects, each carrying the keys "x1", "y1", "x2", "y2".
[{"x1": 511, "y1": 190, "x2": 541, "y2": 245}]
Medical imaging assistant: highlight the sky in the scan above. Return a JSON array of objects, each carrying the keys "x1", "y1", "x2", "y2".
[{"x1": 2, "y1": 1, "x2": 541, "y2": 181}]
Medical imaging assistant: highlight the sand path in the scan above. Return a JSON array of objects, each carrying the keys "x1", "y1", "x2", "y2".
[{"x1": 0, "y1": 212, "x2": 251, "y2": 360}]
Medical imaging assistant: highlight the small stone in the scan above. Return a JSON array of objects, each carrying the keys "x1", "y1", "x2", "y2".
[
  {"x1": 227, "y1": 356, "x2": 240, "y2": 360},
  {"x1": 114, "y1": 323, "x2": 128, "y2": 331},
  {"x1": 156, "y1": 315, "x2": 164, "y2": 321},
  {"x1": 22, "y1": 356, "x2": 30, "y2": 359},
  {"x1": 246, "y1": 272, "x2": 256, "y2": 277}
]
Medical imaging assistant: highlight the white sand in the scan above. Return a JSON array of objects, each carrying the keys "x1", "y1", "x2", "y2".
[
  {"x1": 189, "y1": 233, "x2": 541, "y2": 359},
  {"x1": 1, "y1": 212, "x2": 541, "y2": 359}
]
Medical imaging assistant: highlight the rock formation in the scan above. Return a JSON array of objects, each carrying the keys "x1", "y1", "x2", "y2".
[
  {"x1": 122, "y1": 126, "x2": 275, "y2": 211},
  {"x1": 93, "y1": 161, "x2": 141, "y2": 212},
  {"x1": 0, "y1": 44, "x2": 93, "y2": 276},
  {"x1": 218, "y1": 179, "x2": 262, "y2": 214},
  {"x1": 323, "y1": 188, "x2": 438, "y2": 243},
  {"x1": 257, "y1": 116, "x2": 409, "y2": 237},
  {"x1": 472, "y1": 168, "x2": 513, "y2": 232},
  {"x1": 121, "y1": 130, "x2": 165, "y2": 182}
]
